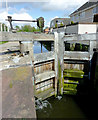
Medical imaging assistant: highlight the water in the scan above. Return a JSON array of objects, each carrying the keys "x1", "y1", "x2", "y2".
[
  {"x1": 33, "y1": 41, "x2": 50, "y2": 54},
  {"x1": 34, "y1": 42, "x2": 98, "y2": 119},
  {"x1": 36, "y1": 94, "x2": 97, "y2": 119}
]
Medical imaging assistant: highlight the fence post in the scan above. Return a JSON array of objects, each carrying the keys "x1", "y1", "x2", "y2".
[
  {"x1": 54, "y1": 32, "x2": 64, "y2": 96},
  {"x1": 19, "y1": 40, "x2": 35, "y2": 93},
  {"x1": 4, "y1": 25, "x2": 6, "y2": 32},
  {"x1": 0, "y1": 23, "x2": 2, "y2": 32},
  {"x1": 7, "y1": 26, "x2": 9, "y2": 32}
]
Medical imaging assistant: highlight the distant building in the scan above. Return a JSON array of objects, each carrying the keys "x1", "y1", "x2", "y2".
[
  {"x1": 50, "y1": 18, "x2": 70, "y2": 28},
  {"x1": 70, "y1": 1, "x2": 98, "y2": 23},
  {"x1": 44, "y1": 27, "x2": 50, "y2": 34},
  {"x1": 50, "y1": 18, "x2": 70, "y2": 33}
]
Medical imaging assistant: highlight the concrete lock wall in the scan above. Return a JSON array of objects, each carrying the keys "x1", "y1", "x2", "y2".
[{"x1": 1, "y1": 66, "x2": 36, "y2": 118}]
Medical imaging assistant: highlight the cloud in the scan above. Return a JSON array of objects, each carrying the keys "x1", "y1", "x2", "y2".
[
  {"x1": 0, "y1": 11, "x2": 8, "y2": 23},
  {"x1": 41, "y1": 0, "x2": 88, "y2": 11},
  {"x1": 0, "y1": 10, "x2": 34, "y2": 27},
  {"x1": 1, "y1": 0, "x2": 89, "y2": 11},
  {"x1": 0, "y1": 0, "x2": 90, "y2": 28}
]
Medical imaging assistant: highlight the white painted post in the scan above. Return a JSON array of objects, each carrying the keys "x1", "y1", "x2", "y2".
[
  {"x1": 4, "y1": 24, "x2": 6, "y2": 32},
  {"x1": 7, "y1": 26, "x2": 9, "y2": 32},
  {"x1": 89, "y1": 40, "x2": 97, "y2": 60},
  {"x1": 1, "y1": 23, "x2": 2, "y2": 32}
]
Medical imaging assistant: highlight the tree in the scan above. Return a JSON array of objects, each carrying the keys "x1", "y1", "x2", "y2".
[
  {"x1": 15, "y1": 25, "x2": 20, "y2": 30},
  {"x1": 15, "y1": 24, "x2": 41, "y2": 32}
]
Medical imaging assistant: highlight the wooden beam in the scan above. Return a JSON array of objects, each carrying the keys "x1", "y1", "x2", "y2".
[
  {"x1": 0, "y1": 32, "x2": 54, "y2": 42},
  {"x1": 63, "y1": 33, "x2": 98, "y2": 41},
  {"x1": 64, "y1": 51, "x2": 90, "y2": 60},
  {"x1": 34, "y1": 51, "x2": 54, "y2": 64}
]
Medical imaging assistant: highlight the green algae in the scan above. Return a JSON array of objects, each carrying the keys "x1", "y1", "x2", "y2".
[
  {"x1": 63, "y1": 69, "x2": 84, "y2": 78},
  {"x1": 9, "y1": 80, "x2": 13, "y2": 88},
  {"x1": 63, "y1": 69, "x2": 83, "y2": 95},
  {"x1": 63, "y1": 89, "x2": 77, "y2": 95},
  {"x1": 58, "y1": 60, "x2": 64, "y2": 95}
]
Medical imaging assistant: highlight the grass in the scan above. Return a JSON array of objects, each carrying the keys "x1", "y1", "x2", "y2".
[{"x1": 0, "y1": 41, "x2": 8, "y2": 45}]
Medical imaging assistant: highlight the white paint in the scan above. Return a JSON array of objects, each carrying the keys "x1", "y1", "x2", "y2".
[
  {"x1": 65, "y1": 23, "x2": 98, "y2": 34},
  {"x1": 0, "y1": 23, "x2": 2, "y2": 32},
  {"x1": 78, "y1": 24, "x2": 97, "y2": 34},
  {"x1": 4, "y1": 24, "x2": 6, "y2": 32}
]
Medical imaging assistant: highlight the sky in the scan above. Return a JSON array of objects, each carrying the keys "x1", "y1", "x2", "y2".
[{"x1": 0, "y1": 0, "x2": 90, "y2": 28}]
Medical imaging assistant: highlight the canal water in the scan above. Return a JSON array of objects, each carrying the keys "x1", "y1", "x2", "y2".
[
  {"x1": 33, "y1": 41, "x2": 53, "y2": 54},
  {"x1": 34, "y1": 42, "x2": 98, "y2": 119},
  {"x1": 36, "y1": 94, "x2": 97, "y2": 119},
  {"x1": 33, "y1": 41, "x2": 48, "y2": 54}
]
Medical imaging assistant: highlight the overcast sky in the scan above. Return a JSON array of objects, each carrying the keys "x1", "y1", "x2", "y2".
[{"x1": 0, "y1": 0, "x2": 89, "y2": 28}]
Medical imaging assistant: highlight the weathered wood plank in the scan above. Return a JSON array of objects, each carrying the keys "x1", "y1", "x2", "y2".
[
  {"x1": 0, "y1": 32, "x2": 54, "y2": 41},
  {"x1": 54, "y1": 32, "x2": 64, "y2": 95},
  {"x1": 64, "y1": 51, "x2": 90, "y2": 60},
  {"x1": 35, "y1": 71, "x2": 55, "y2": 84},
  {"x1": 35, "y1": 88, "x2": 55, "y2": 100},
  {"x1": 63, "y1": 33, "x2": 98, "y2": 41},
  {"x1": 34, "y1": 51, "x2": 54, "y2": 64},
  {"x1": 64, "y1": 40, "x2": 90, "y2": 45}
]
